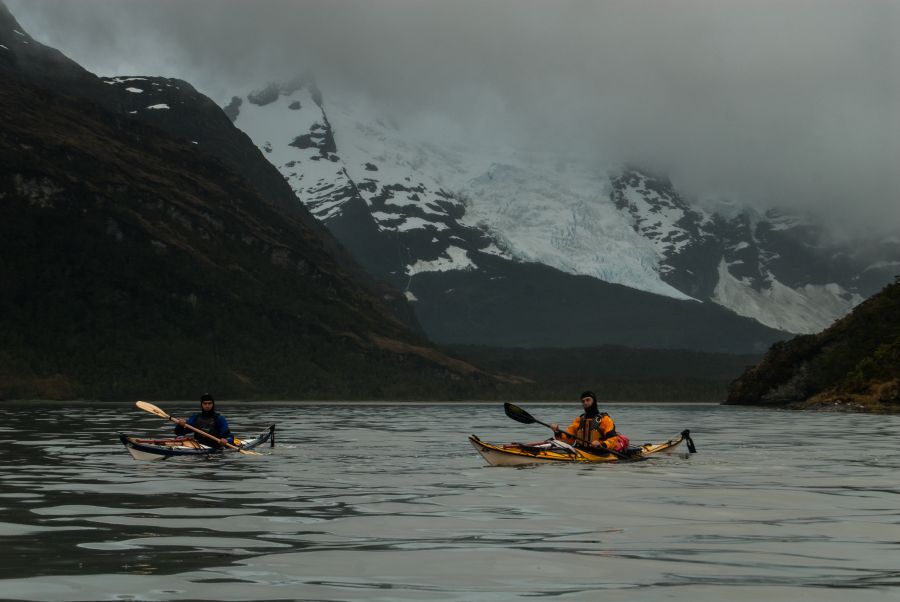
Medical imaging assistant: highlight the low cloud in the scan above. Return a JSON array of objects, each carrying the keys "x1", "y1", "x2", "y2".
[{"x1": 9, "y1": 0, "x2": 900, "y2": 235}]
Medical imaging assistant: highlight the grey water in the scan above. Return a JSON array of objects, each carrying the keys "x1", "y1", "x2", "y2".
[{"x1": 0, "y1": 402, "x2": 898, "y2": 602}]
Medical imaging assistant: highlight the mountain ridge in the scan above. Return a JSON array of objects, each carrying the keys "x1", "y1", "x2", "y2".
[
  {"x1": 225, "y1": 80, "x2": 796, "y2": 353},
  {"x1": 0, "y1": 3, "x2": 516, "y2": 400},
  {"x1": 225, "y1": 78, "x2": 899, "y2": 344}
]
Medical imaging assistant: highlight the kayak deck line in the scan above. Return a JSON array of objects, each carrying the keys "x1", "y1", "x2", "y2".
[{"x1": 128, "y1": 436, "x2": 205, "y2": 448}]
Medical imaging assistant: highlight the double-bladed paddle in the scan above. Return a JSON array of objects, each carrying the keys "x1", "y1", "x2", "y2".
[
  {"x1": 135, "y1": 400, "x2": 260, "y2": 455},
  {"x1": 503, "y1": 402, "x2": 630, "y2": 460}
]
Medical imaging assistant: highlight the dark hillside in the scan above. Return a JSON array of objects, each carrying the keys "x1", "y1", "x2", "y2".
[
  {"x1": 415, "y1": 255, "x2": 787, "y2": 353},
  {"x1": 0, "y1": 78, "x2": 512, "y2": 400},
  {"x1": 0, "y1": 2, "x2": 419, "y2": 331},
  {"x1": 724, "y1": 279, "x2": 900, "y2": 412},
  {"x1": 449, "y1": 345, "x2": 760, "y2": 401}
]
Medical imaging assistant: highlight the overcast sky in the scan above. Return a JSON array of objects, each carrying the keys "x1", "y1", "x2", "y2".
[{"x1": 8, "y1": 0, "x2": 900, "y2": 236}]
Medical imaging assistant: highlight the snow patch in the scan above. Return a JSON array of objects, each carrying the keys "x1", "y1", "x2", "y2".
[
  {"x1": 478, "y1": 243, "x2": 509, "y2": 257},
  {"x1": 125, "y1": 87, "x2": 143, "y2": 94},
  {"x1": 712, "y1": 259, "x2": 862, "y2": 334},
  {"x1": 146, "y1": 104, "x2": 170, "y2": 110},
  {"x1": 462, "y1": 164, "x2": 693, "y2": 300},
  {"x1": 407, "y1": 247, "x2": 474, "y2": 275},
  {"x1": 397, "y1": 216, "x2": 447, "y2": 232},
  {"x1": 619, "y1": 178, "x2": 691, "y2": 256},
  {"x1": 106, "y1": 77, "x2": 147, "y2": 84}
]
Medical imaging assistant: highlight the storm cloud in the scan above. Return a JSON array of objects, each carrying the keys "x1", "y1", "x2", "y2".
[{"x1": 9, "y1": 0, "x2": 900, "y2": 235}]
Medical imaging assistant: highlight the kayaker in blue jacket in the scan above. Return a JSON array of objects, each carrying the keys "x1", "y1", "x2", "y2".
[{"x1": 174, "y1": 393, "x2": 234, "y2": 448}]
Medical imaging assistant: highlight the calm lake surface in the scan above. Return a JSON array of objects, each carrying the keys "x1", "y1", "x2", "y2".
[{"x1": 0, "y1": 402, "x2": 898, "y2": 601}]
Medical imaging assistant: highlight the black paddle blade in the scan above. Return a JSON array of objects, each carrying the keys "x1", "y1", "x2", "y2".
[
  {"x1": 504, "y1": 402, "x2": 536, "y2": 425},
  {"x1": 681, "y1": 429, "x2": 697, "y2": 453}
]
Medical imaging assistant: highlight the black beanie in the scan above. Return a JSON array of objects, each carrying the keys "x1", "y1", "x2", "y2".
[{"x1": 580, "y1": 391, "x2": 599, "y2": 417}]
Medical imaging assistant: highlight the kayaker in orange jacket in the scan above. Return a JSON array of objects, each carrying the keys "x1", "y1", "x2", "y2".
[{"x1": 550, "y1": 391, "x2": 629, "y2": 452}]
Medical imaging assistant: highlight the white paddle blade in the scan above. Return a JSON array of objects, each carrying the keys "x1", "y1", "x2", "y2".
[{"x1": 135, "y1": 400, "x2": 171, "y2": 420}]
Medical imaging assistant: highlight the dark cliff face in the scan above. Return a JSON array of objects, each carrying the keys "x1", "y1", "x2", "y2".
[
  {"x1": 0, "y1": 4, "x2": 294, "y2": 212},
  {"x1": 0, "y1": 5, "x2": 501, "y2": 400},
  {"x1": 0, "y1": 2, "x2": 420, "y2": 333},
  {"x1": 724, "y1": 279, "x2": 900, "y2": 412}
]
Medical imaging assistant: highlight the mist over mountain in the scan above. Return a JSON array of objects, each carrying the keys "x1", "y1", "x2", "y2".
[
  {"x1": 220, "y1": 79, "x2": 897, "y2": 346},
  {"x1": 9, "y1": 0, "x2": 900, "y2": 240},
  {"x1": 3, "y1": 0, "x2": 898, "y2": 377}
]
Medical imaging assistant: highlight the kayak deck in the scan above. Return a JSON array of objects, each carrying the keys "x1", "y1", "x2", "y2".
[
  {"x1": 119, "y1": 425, "x2": 275, "y2": 460},
  {"x1": 469, "y1": 430, "x2": 692, "y2": 466}
]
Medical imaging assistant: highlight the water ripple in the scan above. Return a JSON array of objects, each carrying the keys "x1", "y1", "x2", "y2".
[{"x1": 0, "y1": 402, "x2": 898, "y2": 601}]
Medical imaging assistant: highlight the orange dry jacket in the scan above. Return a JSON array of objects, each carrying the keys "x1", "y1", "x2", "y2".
[{"x1": 559, "y1": 413, "x2": 616, "y2": 445}]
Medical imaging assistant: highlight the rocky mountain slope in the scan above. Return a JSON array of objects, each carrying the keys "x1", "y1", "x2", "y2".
[
  {"x1": 724, "y1": 278, "x2": 900, "y2": 412},
  {"x1": 223, "y1": 80, "x2": 898, "y2": 348},
  {"x1": 0, "y1": 4, "x2": 514, "y2": 400},
  {"x1": 220, "y1": 81, "x2": 793, "y2": 353},
  {"x1": 608, "y1": 171, "x2": 893, "y2": 333}
]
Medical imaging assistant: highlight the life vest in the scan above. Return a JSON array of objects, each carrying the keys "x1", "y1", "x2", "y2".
[
  {"x1": 192, "y1": 412, "x2": 223, "y2": 438},
  {"x1": 576, "y1": 412, "x2": 616, "y2": 444}
]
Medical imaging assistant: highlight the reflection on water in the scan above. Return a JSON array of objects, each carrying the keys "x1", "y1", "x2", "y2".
[{"x1": 0, "y1": 402, "x2": 899, "y2": 601}]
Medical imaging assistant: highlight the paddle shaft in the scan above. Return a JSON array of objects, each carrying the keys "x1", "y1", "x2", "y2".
[{"x1": 168, "y1": 416, "x2": 241, "y2": 450}]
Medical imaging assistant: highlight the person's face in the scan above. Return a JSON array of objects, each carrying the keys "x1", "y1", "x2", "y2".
[
  {"x1": 581, "y1": 396, "x2": 594, "y2": 408},
  {"x1": 201, "y1": 400, "x2": 214, "y2": 411}
]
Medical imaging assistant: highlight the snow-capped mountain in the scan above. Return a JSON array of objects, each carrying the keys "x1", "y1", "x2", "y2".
[
  {"x1": 222, "y1": 79, "x2": 898, "y2": 341},
  {"x1": 63, "y1": 73, "x2": 779, "y2": 351},
  {"x1": 225, "y1": 80, "x2": 696, "y2": 299},
  {"x1": 1, "y1": 0, "x2": 883, "y2": 363},
  {"x1": 609, "y1": 171, "x2": 875, "y2": 334}
]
